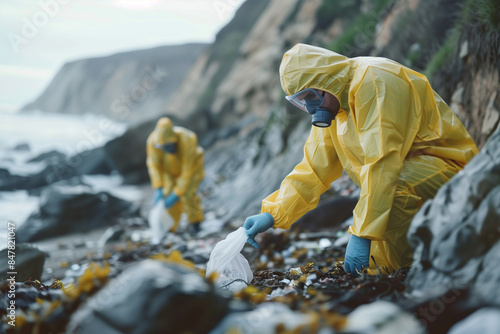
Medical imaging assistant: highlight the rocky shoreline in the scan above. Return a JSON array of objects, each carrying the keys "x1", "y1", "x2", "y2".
[{"x1": 2, "y1": 124, "x2": 500, "y2": 333}]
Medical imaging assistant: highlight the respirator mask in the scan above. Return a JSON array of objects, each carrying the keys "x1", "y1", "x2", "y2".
[{"x1": 285, "y1": 88, "x2": 334, "y2": 127}]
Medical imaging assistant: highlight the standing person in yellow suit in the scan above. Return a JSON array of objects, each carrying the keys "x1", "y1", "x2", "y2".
[
  {"x1": 146, "y1": 117, "x2": 204, "y2": 236},
  {"x1": 243, "y1": 43, "x2": 478, "y2": 276}
]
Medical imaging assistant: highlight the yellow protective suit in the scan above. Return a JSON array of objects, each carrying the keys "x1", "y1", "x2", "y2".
[
  {"x1": 146, "y1": 117, "x2": 204, "y2": 231},
  {"x1": 262, "y1": 44, "x2": 478, "y2": 274}
]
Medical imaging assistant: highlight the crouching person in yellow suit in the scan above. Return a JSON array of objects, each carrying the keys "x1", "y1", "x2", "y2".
[
  {"x1": 147, "y1": 117, "x2": 204, "y2": 235},
  {"x1": 243, "y1": 44, "x2": 478, "y2": 277}
]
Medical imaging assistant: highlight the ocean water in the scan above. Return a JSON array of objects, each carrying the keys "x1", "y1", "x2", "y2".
[{"x1": 0, "y1": 111, "x2": 131, "y2": 249}]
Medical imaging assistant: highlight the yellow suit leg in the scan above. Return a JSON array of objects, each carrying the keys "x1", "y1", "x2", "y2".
[
  {"x1": 167, "y1": 203, "x2": 182, "y2": 232},
  {"x1": 166, "y1": 155, "x2": 204, "y2": 230},
  {"x1": 368, "y1": 155, "x2": 460, "y2": 275},
  {"x1": 183, "y1": 157, "x2": 204, "y2": 224}
]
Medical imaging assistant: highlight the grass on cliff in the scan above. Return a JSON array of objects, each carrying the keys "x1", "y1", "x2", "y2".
[
  {"x1": 425, "y1": 0, "x2": 500, "y2": 79},
  {"x1": 325, "y1": 0, "x2": 396, "y2": 56}
]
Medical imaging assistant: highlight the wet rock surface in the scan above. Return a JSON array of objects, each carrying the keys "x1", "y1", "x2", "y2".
[
  {"x1": 403, "y1": 125, "x2": 500, "y2": 333},
  {"x1": 17, "y1": 185, "x2": 141, "y2": 242},
  {"x1": 407, "y1": 124, "x2": 500, "y2": 306},
  {"x1": 103, "y1": 119, "x2": 156, "y2": 185},
  {"x1": 0, "y1": 147, "x2": 113, "y2": 191}
]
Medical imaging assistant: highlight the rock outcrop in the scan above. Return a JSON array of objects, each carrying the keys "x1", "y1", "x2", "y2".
[
  {"x1": 407, "y1": 123, "x2": 500, "y2": 307},
  {"x1": 103, "y1": 118, "x2": 158, "y2": 184},
  {"x1": 0, "y1": 147, "x2": 113, "y2": 191}
]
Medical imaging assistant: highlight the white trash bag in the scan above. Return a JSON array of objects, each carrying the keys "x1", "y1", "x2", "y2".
[
  {"x1": 148, "y1": 200, "x2": 174, "y2": 245},
  {"x1": 206, "y1": 227, "x2": 253, "y2": 292}
]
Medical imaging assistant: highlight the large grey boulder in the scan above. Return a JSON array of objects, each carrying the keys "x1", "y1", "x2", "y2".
[
  {"x1": 17, "y1": 185, "x2": 140, "y2": 242},
  {"x1": 407, "y1": 123, "x2": 500, "y2": 307},
  {"x1": 103, "y1": 119, "x2": 156, "y2": 185},
  {"x1": 67, "y1": 260, "x2": 229, "y2": 334}
]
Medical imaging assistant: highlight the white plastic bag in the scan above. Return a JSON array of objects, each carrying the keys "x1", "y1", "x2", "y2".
[
  {"x1": 148, "y1": 200, "x2": 174, "y2": 244},
  {"x1": 206, "y1": 227, "x2": 253, "y2": 292}
]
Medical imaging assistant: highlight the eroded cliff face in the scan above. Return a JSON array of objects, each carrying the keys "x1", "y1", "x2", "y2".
[
  {"x1": 371, "y1": 0, "x2": 500, "y2": 149},
  {"x1": 169, "y1": 0, "x2": 348, "y2": 134},
  {"x1": 209, "y1": 0, "x2": 323, "y2": 124},
  {"x1": 450, "y1": 58, "x2": 499, "y2": 149},
  {"x1": 168, "y1": 0, "x2": 498, "y2": 150},
  {"x1": 21, "y1": 44, "x2": 207, "y2": 124}
]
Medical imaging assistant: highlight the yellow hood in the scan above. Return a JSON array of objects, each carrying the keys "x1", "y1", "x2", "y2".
[
  {"x1": 279, "y1": 43, "x2": 352, "y2": 108},
  {"x1": 154, "y1": 117, "x2": 177, "y2": 144}
]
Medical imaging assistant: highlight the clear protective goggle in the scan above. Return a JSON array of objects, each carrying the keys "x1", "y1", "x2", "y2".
[
  {"x1": 285, "y1": 88, "x2": 325, "y2": 113},
  {"x1": 154, "y1": 142, "x2": 176, "y2": 153}
]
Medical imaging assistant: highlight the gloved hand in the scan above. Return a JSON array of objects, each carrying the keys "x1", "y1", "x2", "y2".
[
  {"x1": 344, "y1": 234, "x2": 371, "y2": 277},
  {"x1": 243, "y1": 213, "x2": 274, "y2": 248},
  {"x1": 153, "y1": 188, "x2": 163, "y2": 205},
  {"x1": 163, "y1": 192, "x2": 179, "y2": 209}
]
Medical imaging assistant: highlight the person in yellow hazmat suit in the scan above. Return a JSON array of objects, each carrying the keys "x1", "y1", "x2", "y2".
[
  {"x1": 243, "y1": 43, "x2": 478, "y2": 276},
  {"x1": 146, "y1": 117, "x2": 204, "y2": 235}
]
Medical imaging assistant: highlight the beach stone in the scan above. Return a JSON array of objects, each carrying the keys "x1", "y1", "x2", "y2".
[
  {"x1": 17, "y1": 185, "x2": 140, "y2": 242},
  {"x1": 342, "y1": 301, "x2": 425, "y2": 334},
  {"x1": 67, "y1": 260, "x2": 229, "y2": 334},
  {"x1": 448, "y1": 308, "x2": 500, "y2": 334},
  {"x1": 0, "y1": 147, "x2": 113, "y2": 191},
  {"x1": 211, "y1": 302, "x2": 314, "y2": 334},
  {"x1": 0, "y1": 244, "x2": 46, "y2": 282}
]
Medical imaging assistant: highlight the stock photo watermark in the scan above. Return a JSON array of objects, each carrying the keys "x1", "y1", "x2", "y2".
[
  {"x1": 8, "y1": 0, "x2": 71, "y2": 54},
  {"x1": 6, "y1": 221, "x2": 17, "y2": 327}
]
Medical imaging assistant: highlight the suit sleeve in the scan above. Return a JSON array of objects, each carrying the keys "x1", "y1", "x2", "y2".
[{"x1": 262, "y1": 126, "x2": 343, "y2": 230}]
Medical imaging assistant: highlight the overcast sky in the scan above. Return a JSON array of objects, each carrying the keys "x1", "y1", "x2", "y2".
[{"x1": 0, "y1": 0, "x2": 244, "y2": 113}]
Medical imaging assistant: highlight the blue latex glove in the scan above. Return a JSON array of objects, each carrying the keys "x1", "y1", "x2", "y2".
[
  {"x1": 153, "y1": 188, "x2": 163, "y2": 205},
  {"x1": 344, "y1": 234, "x2": 371, "y2": 277},
  {"x1": 243, "y1": 213, "x2": 274, "y2": 248},
  {"x1": 163, "y1": 192, "x2": 179, "y2": 209}
]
